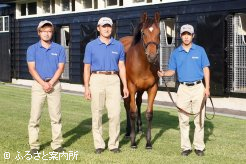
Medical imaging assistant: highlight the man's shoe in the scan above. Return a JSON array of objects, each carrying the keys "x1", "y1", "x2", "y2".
[
  {"x1": 30, "y1": 149, "x2": 39, "y2": 156},
  {"x1": 54, "y1": 147, "x2": 65, "y2": 152},
  {"x1": 95, "y1": 148, "x2": 104, "y2": 154},
  {"x1": 110, "y1": 148, "x2": 121, "y2": 153},
  {"x1": 195, "y1": 149, "x2": 205, "y2": 156},
  {"x1": 181, "y1": 149, "x2": 192, "y2": 156}
]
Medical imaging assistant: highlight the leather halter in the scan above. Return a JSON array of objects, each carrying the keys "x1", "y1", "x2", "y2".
[{"x1": 141, "y1": 30, "x2": 160, "y2": 57}]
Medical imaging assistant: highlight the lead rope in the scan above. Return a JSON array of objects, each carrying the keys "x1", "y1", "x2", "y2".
[{"x1": 162, "y1": 77, "x2": 215, "y2": 127}]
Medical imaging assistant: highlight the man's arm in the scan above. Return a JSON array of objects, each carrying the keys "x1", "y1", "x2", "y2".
[
  {"x1": 83, "y1": 64, "x2": 91, "y2": 100},
  {"x1": 157, "y1": 70, "x2": 176, "y2": 77},
  {"x1": 118, "y1": 61, "x2": 129, "y2": 98},
  {"x1": 203, "y1": 66, "x2": 210, "y2": 97},
  {"x1": 49, "y1": 63, "x2": 65, "y2": 86},
  {"x1": 27, "y1": 62, "x2": 51, "y2": 92}
]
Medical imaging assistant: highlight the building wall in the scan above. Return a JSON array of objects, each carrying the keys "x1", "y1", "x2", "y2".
[{"x1": 5, "y1": 0, "x2": 246, "y2": 96}]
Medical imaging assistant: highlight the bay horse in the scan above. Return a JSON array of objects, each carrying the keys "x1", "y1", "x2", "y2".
[{"x1": 120, "y1": 12, "x2": 160, "y2": 149}]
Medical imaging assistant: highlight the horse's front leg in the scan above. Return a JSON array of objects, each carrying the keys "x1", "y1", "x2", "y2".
[
  {"x1": 129, "y1": 85, "x2": 137, "y2": 148},
  {"x1": 146, "y1": 84, "x2": 158, "y2": 149},
  {"x1": 136, "y1": 91, "x2": 144, "y2": 134},
  {"x1": 123, "y1": 96, "x2": 131, "y2": 138}
]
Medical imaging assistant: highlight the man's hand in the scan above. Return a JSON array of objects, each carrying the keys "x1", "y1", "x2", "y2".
[
  {"x1": 204, "y1": 88, "x2": 210, "y2": 98},
  {"x1": 84, "y1": 87, "x2": 91, "y2": 100},
  {"x1": 42, "y1": 82, "x2": 53, "y2": 93},
  {"x1": 157, "y1": 70, "x2": 165, "y2": 77},
  {"x1": 122, "y1": 87, "x2": 129, "y2": 99}
]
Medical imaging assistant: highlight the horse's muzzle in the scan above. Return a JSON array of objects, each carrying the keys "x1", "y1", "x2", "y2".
[{"x1": 147, "y1": 54, "x2": 159, "y2": 63}]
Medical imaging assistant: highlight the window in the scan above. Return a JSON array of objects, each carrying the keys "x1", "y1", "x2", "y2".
[
  {"x1": 133, "y1": 0, "x2": 145, "y2": 2},
  {"x1": 163, "y1": 18, "x2": 175, "y2": 45},
  {"x1": 28, "y1": 2, "x2": 37, "y2": 15},
  {"x1": 132, "y1": 0, "x2": 152, "y2": 3},
  {"x1": 20, "y1": 4, "x2": 26, "y2": 16},
  {"x1": 81, "y1": 0, "x2": 93, "y2": 9},
  {"x1": 60, "y1": 26, "x2": 70, "y2": 80},
  {"x1": 106, "y1": 0, "x2": 118, "y2": 6},
  {"x1": 42, "y1": 0, "x2": 56, "y2": 14},
  {"x1": 239, "y1": 14, "x2": 246, "y2": 44},
  {"x1": 4, "y1": 17, "x2": 9, "y2": 32},
  {"x1": 20, "y1": 2, "x2": 37, "y2": 16},
  {"x1": 105, "y1": 0, "x2": 123, "y2": 7},
  {"x1": 61, "y1": 0, "x2": 70, "y2": 11},
  {"x1": 43, "y1": 0, "x2": 51, "y2": 14},
  {"x1": 51, "y1": 0, "x2": 55, "y2": 13},
  {"x1": 0, "y1": 16, "x2": 9, "y2": 32},
  {"x1": 0, "y1": 18, "x2": 3, "y2": 31}
]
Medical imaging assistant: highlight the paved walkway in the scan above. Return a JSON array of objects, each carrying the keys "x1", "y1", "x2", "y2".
[{"x1": 8, "y1": 79, "x2": 246, "y2": 119}]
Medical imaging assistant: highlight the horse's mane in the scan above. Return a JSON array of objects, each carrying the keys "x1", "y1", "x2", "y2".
[{"x1": 132, "y1": 17, "x2": 156, "y2": 45}]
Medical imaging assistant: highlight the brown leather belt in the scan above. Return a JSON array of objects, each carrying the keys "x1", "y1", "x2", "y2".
[
  {"x1": 91, "y1": 71, "x2": 119, "y2": 75},
  {"x1": 44, "y1": 78, "x2": 51, "y2": 82},
  {"x1": 180, "y1": 80, "x2": 202, "y2": 86}
]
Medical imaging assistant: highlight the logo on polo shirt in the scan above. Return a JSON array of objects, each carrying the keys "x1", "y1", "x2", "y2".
[
  {"x1": 192, "y1": 56, "x2": 199, "y2": 59},
  {"x1": 51, "y1": 53, "x2": 58, "y2": 56},
  {"x1": 112, "y1": 51, "x2": 118, "y2": 54}
]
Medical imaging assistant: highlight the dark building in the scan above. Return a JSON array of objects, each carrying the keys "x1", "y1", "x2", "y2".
[{"x1": 0, "y1": 0, "x2": 246, "y2": 97}]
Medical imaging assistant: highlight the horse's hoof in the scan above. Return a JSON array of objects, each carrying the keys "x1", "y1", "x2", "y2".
[
  {"x1": 145, "y1": 143, "x2": 152, "y2": 149},
  {"x1": 131, "y1": 143, "x2": 137, "y2": 149}
]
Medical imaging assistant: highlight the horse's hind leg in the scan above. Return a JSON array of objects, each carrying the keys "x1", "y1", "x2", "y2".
[
  {"x1": 136, "y1": 91, "x2": 144, "y2": 134},
  {"x1": 145, "y1": 84, "x2": 158, "y2": 149},
  {"x1": 123, "y1": 96, "x2": 131, "y2": 138}
]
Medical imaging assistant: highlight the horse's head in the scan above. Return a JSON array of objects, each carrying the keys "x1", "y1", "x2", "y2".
[{"x1": 140, "y1": 12, "x2": 160, "y2": 63}]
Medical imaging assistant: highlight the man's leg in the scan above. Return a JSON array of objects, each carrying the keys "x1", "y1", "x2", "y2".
[
  {"x1": 28, "y1": 81, "x2": 46, "y2": 150},
  {"x1": 47, "y1": 81, "x2": 63, "y2": 150},
  {"x1": 177, "y1": 84, "x2": 192, "y2": 151},
  {"x1": 105, "y1": 75, "x2": 121, "y2": 150},
  {"x1": 90, "y1": 74, "x2": 106, "y2": 150},
  {"x1": 192, "y1": 83, "x2": 205, "y2": 151}
]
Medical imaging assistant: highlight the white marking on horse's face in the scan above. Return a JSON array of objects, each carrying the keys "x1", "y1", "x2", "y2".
[{"x1": 149, "y1": 27, "x2": 153, "y2": 32}]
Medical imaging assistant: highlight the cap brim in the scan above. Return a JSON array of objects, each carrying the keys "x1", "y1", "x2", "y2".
[
  {"x1": 98, "y1": 23, "x2": 112, "y2": 26},
  {"x1": 181, "y1": 31, "x2": 193, "y2": 34}
]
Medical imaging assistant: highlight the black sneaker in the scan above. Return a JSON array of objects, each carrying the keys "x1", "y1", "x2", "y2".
[
  {"x1": 181, "y1": 149, "x2": 192, "y2": 156},
  {"x1": 53, "y1": 147, "x2": 65, "y2": 152},
  {"x1": 95, "y1": 148, "x2": 104, "y2": 154},
  {"x1": 110, "y1": 148, "x2": 121, "y2": 153},
  {"x1": 30, "y1": 149, "x2": 39, "y2": 156},
  {"x1": 195, "y1": 149, "x2": 205, "y2": 156}
]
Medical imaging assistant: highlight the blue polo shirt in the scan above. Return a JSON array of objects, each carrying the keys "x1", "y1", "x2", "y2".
[
  {"x1": 168, "y1": 43, "x2": 210, "y2": 82},
  {"x1": 83, "y1": 37, "x2": 125, "y2": 71},
  {"x1": 26, "y1": 41, "x2": 66, "y2": 80}
]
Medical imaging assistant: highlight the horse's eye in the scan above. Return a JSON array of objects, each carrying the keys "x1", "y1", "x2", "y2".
[{"x1": 142, "y1": 32, "x2": 145, "y2": 36}]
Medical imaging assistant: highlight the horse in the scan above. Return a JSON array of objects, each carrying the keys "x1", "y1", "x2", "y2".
[{"x1": 120, "y1": 12, "x2": 160, "y2": 149}]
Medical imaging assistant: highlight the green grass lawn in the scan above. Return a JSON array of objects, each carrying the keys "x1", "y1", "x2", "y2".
[{"x1": 0, "y1": 84, "x2": 245, "y2": 163}]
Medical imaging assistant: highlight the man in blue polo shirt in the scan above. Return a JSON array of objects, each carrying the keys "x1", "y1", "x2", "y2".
[
  {"x1": 158, "y1": 24, "x2": 210, "y2": 156},
  {"x1": 26, "y1": 20, "x2": 66, "y2": 155},
  {"x1": 83, "y1": 17, "x2": 129, "y2": 154}
]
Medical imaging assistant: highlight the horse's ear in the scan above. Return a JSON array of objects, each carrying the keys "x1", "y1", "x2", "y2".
[
  {"x1": 141, "y1": 12, "x2": 148, "y2": 23},
  {"x1": 154, "y1": 12, "x2": 160, "y2": 23}
]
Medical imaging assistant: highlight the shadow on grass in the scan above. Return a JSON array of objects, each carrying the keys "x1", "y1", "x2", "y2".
[
  {"x1": 119, "y1": 109, "x2": 215, "y2": 148},
  {"x1": 119, "y1": 109, "x2": 179, "y2": 148},
  {"x1": 189, "y1": 119, "x2": 214, "y2": 144},
  {"x1": 40, "y1": 114, "x2": 108, "y2": 150}
]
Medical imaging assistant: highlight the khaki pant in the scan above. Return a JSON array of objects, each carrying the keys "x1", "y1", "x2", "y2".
[
  {"x1": 176, "y1": 83, "x2": 205, "y2": 151},
  {"x1": 28, "y1": 81, "x2": 63, "y2": 150},
  {"x1": 89, "y1": 74, "x2": 121, "y2": 150}
]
